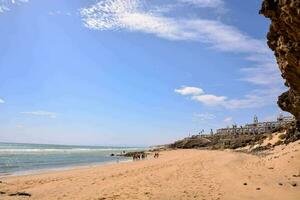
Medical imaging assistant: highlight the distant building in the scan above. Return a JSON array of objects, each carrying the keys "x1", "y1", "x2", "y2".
[{"x1": 216, "y1": 114, "x2": 295, "y2": 135}]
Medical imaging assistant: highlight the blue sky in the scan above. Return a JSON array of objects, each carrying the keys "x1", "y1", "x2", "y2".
[{"x1": 0, "y1": 0, "x2": 287, "y2": 146}]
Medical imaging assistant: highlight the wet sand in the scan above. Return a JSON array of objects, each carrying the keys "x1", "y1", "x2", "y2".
[{"x1": 1, "y1": 141, "x2": 300, "y2": 200}]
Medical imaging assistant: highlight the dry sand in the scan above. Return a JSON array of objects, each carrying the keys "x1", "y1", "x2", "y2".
[{"x1": 1, "y1": 141, "x2": 300, "y2": 200}]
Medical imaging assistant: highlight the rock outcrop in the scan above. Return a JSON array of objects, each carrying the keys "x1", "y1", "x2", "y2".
[
  {"x1": 169, "y1": 136, "x2": 212, "y2": 149},
  {"x1": 168, "y1": 134, "x2": 269, "y2": 150},
  {"x1": 260, "y1": 0, "x2": 300, "y2": 128}
]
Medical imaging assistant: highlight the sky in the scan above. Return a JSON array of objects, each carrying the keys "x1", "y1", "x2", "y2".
[{"x1": 0, "y1": 0, "x2": 289, "y2": 146}]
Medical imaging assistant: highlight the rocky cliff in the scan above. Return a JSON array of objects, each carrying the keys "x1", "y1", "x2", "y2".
[
  {"x1": 168, "y1": 133, "x2": 269, "y2": 150},
  {"x1": 260, "y1": 0, "x2": 300, "y2": 127}
]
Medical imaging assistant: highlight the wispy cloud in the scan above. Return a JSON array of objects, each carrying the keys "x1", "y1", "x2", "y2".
[
  {"x1": 80, "y1": 0, "x2": 266, "y2": 54},
  {"x1": 224, "y1": 88, "x2": 282, "y2": 109},
  {"x1": 0, "y1": 98, "x2": 5, "y2": 104},
  {"x1": 21, "y1": 111, "x2": 58, "y2": 118},
  {"x1": 0, "y1": 5, "x2": 9, "y2": 13},
  {"x1": 174, "y1": 86, "x2": 204, "y2": 96},
  {"x1": 0, "y1": 0, "x2": 28, "y2": 13},
  {"x1": 80, "y1": 0, "x2": 277, "y2": 78},
  {"x1": 11, "y1": 0, "x2": 29, "y2": 3},
  {"x1": 81, "y1": 0, "x2": 282, "y2": 110},
  {"x1": 178, "y1": 0, "x2": 224, "y2": 8}
]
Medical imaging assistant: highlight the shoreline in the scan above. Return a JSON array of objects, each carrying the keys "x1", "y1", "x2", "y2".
[
  {"x1": 1, "y1": 143, "x2": 299, "y2": 200},
  {"x1": 0, "y1": 157, "x2": 133, "y2": 178}
]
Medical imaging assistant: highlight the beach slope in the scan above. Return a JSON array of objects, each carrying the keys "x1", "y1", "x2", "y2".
[{"x1": 1, "y1": 142, "x2": 300, "y2": 200}]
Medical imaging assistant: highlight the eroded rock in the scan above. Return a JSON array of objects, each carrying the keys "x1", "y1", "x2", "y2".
[{"x1": 260, "y1": 0, "x2": 300, "y2": 127}]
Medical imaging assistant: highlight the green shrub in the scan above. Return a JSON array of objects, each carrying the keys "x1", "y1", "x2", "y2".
[{"x1": 278, "y1": 134, "x2": 286, "y2": 140}]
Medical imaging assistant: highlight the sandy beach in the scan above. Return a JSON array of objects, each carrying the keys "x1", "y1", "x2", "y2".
[{"x1": 1, "y1": 142, "x2": 300, "y2": 200}]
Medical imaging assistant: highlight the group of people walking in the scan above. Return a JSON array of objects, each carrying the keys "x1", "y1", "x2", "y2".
[
  {"x1": 132, "y1": 152, "x2": 159, "y2": 161},
  {"x1": 132, "y1": 153, "x2": 147, "y2": 160}
]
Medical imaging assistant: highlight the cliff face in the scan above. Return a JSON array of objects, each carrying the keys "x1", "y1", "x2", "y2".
[{"x1": 260, "y1": 0, "x2": 300, "y2": 126}]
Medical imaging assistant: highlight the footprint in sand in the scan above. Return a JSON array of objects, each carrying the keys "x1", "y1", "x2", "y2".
[
  {"x1": 9, "y1": 192, "x2": 32, "y2": 197},
  {"x1": 290, "y1": 182, "x2": 297, "y2": 187},
  {"x1": 292, "y1": 174, "x2": 300, "y2": 178}
]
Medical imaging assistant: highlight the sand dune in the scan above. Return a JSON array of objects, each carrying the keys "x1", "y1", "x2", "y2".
[{"x1": 1, "y1": 141, "x2": 300, "y2": 200}]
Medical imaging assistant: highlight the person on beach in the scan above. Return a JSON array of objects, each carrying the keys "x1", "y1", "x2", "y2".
[
  {"x1": 133, "y1": 153, "x2": 141, "y2": 161},
  {"x1": 142, "y1": 153, "x2": 146, "y2": 160},
  {"x1": 133, "y1": 154, "x2": 137, "y2": 161}
]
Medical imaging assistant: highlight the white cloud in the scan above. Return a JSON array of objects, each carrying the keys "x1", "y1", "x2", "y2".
[
  {"x1": 178, "y1": 0, "x2": 224, "y2": 8},
  {"x1": 21, "y1": 111, "x2": 58, "y2": 118},
  {"x1": 192, "y1": 94, "x2": 227, "y2": 106},
  {"x1": 175, "y1": 86, "x2": 282, "y2": 109},
  {"x1": 0, "y1": 98, "x2": 5, "y2": 104},
  {"x1": 174, "y1": 86, "x2": 204, "y2": 95}
]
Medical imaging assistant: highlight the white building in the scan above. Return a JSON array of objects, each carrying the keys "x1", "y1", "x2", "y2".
[{"x1": 216, "y1": 114, "x2": 295, "y2": 135}]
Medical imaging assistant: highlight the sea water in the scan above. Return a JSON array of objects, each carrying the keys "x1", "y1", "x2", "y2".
[{"x1": 0, "y1": 143, "x2": 143, "y2": 176}]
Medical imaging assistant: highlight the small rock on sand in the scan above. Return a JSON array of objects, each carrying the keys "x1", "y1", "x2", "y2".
[
  {"x1": 243, "y1": 183, "x2": 247, "y2": 186},
  {"x1": 256, "y1": 188, "x2": 261, "y2": 190}
]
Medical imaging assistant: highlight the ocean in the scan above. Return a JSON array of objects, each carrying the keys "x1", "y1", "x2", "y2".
[{"x1": 0, "y1": 143, "x2": 144, "y2": 176}]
